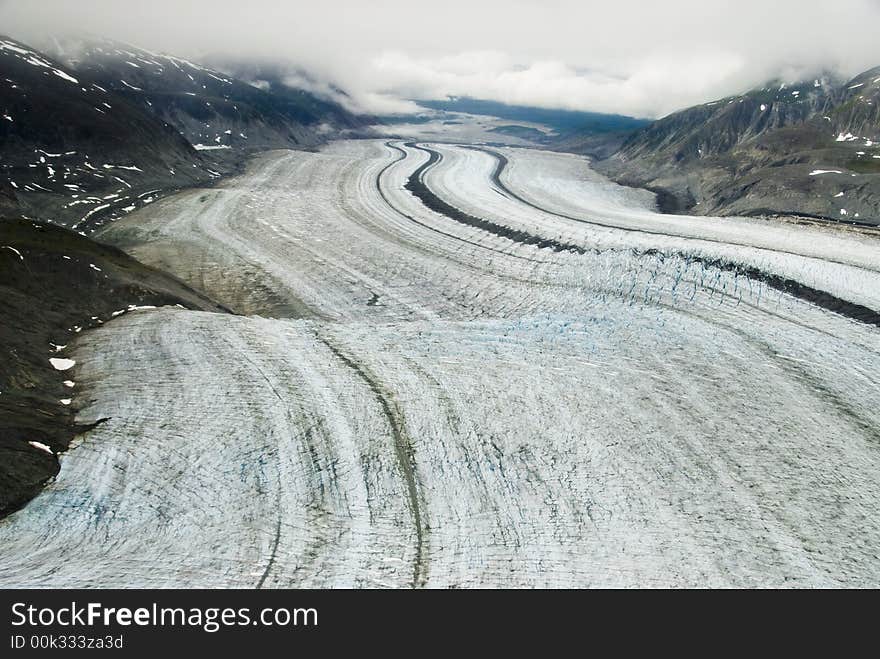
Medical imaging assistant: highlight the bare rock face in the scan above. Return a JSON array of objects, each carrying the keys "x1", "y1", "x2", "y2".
[{"x1": 596, "y1": 72, "x2": 880, "y2": 225}]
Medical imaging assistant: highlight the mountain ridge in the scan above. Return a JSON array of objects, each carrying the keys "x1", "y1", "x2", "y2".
[
  {"x1": 592, "y1": 68, "x2": 880, "y2": 225},
  {"x1": 45, "y1": 37, "x2": 374, "y2": 153},
  {"x1": 0, "y1": 35, "x2": 211, "y2": 229},
  {"x1": 0, "y1": 35, "x2": 374, "y2": 229}
]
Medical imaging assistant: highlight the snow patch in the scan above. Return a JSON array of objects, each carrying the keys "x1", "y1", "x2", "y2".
[
  {"x1": 28, "y1": 441, "x2": 53, "y2": 455},
  {"x1": 1, "y1": 245, "x2": 23, "y2": 260},
  {"x1": 193, "y1": 144, "x2": 231, "y2": 151},
  {"x1": 49, "y1": 358, "x2": 76, "y2": 371},
  {"x1": 111, "y1": 305, "x2": 158, "y2": 318},
  {"x1": 52, "y1": 69, "x2": 78, "y2": 84}
]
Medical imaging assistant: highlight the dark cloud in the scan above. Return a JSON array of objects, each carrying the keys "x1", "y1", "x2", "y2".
[{"x1": 2, "y1": 0, "x2": 879, "y2": 117}]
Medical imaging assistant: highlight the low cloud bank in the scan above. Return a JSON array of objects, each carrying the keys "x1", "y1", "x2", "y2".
[{"x1": 2, "y1": 0, "x2": 878, "y2": 118}]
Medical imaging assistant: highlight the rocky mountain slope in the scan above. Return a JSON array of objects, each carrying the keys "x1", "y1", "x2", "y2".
[
  {"x1": 0, "y1": 217, "x2": 225, "y2": 517},
  {"x1": 1, "y1": 35, "x2": 374, "y2": 229},
  {"x1": 0, "y1": 36, "x2": 215, "y2": 230},
  {"x1": 595, "y1": 70, "x2": 880, "y2": 224},
  {"x1": 47, "y1": 38, "x2": 373, "y2": 156}
]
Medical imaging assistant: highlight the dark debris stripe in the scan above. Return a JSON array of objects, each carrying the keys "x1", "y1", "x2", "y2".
[
  {"x1": 403, "y1": 142, "x2": 588, "y2": 255},
  {"x1": 378, "y1": 142, "x2": 543, "y2": 263},
  {"x1": 409, "y1": 142, "x2": 880, "y2": 328}
]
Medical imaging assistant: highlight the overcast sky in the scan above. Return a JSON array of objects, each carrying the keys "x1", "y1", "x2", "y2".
[{"x1": 2, "y1": 0, "x2": 879, "y2": 117}]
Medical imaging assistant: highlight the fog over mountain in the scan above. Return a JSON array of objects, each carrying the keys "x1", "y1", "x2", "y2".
[{"x1": 1, "y1": 0, "x2": 879, "y2": 118}]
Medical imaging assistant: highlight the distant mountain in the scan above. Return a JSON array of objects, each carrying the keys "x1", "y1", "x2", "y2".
[
  {"x1": 417, "y1": 97, "x2": 649, "y2": 135},
  {"x1": 1, "y1": 35, "x2": 375, "y2": 228},
  {"x1": 46, "y1": 37, "x2": 373, "y2": 154},
  {"x1": 0, "y1": 35, "x2": 210, "y2": 229},
  {"x1": 595, "y1": 70, "x2": 880, "y2": 224},
  {"x1": 205, "y1": 57, "x2": 374, "y2": 130}
]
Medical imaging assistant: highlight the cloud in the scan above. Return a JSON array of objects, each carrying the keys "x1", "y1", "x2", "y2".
[
  {"x1": 1, "y1": 0, "x2": 879, "y2": 117},
  {"x1": 366, "y1": 50, "x2": 751, "y2": 117}
]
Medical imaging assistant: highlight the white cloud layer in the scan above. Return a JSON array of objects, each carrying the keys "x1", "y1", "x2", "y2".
[{"x1": 1, "y1": 0, "x2": 879, "y2": 118}]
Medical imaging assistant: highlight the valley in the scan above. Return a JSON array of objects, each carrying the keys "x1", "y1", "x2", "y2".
[{"x1": 1, "y1": 139, "x2": 878, "y2": 587}]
